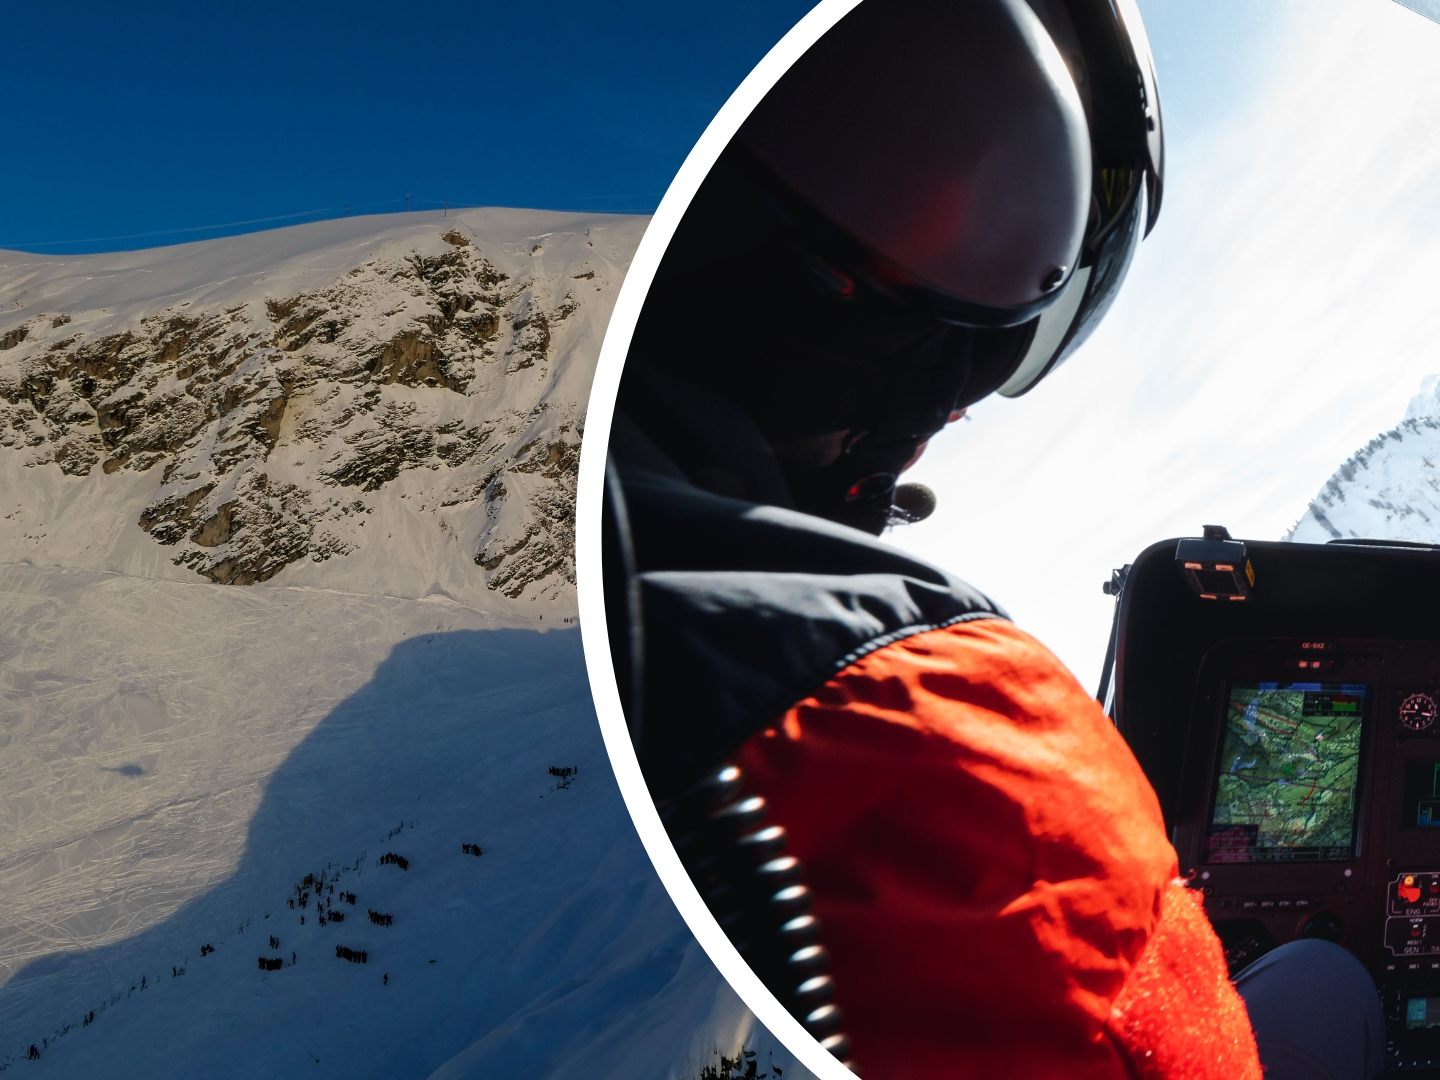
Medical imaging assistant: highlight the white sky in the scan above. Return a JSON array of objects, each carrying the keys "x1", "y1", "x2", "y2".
[{"x1": 896, "y1": 0, "x2": 1440, "y2": 691}]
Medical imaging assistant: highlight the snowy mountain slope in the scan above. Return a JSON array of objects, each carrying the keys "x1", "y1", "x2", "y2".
[
  {"x1": 1289, "y1": 376, "x2": 1440, "y2": 543},
  {"x1": 0, "y1": 564, "x2": 774, "y2": 1078},
  {"x1": 0, "y1": 209, "x2": 640, "y2": 610},
  {"x1": 0, "y1": 216, "x2": 803, "y2": 1078}
]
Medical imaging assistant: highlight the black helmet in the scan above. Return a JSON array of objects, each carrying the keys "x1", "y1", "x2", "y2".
[{"x1": 622, "y1": 0, "x2": 1164, "y2": 531}]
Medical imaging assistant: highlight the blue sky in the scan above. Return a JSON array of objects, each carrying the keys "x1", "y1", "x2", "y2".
[{"x1": 0, "y1": 1, "x2": 813, "y2": 253}]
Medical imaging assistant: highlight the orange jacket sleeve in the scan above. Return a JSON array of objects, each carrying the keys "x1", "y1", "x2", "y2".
[{"x1": 733, "y1": 617, "x2": 1260, "y2": 1079}]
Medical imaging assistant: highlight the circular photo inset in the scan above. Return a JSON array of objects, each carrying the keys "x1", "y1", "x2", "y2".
[{"x1": 577, "y1": 1, "x2": 1438, "y2": 1077}]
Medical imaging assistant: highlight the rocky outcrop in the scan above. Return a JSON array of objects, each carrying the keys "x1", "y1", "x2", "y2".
[
  {"x1": 0, "y1": 215, "x2": 633, "y2": 602},
  {"x1": 471, "y1": 428, "x2": 582, "y2": 597}
]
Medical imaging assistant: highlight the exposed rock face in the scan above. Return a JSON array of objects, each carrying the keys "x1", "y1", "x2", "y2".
[
  {"x1": 0, "y1": 211, "x2": 640, "y2": 607},
  {"x1": 472, "y1": 433, "x2": 583, "y2": 598}
]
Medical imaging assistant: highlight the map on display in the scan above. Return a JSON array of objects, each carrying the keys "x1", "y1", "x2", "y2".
[{"x1": 1205, "y1": 683, "x2": 1365, "y2": 862}]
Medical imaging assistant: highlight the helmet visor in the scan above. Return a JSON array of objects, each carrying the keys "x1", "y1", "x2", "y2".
[{"x1": 995, "y1": 173, "x2": 1147, "y2": 398}]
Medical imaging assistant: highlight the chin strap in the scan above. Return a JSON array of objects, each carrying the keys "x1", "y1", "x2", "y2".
[
  {"x1": 790, "y1": 320, "x2": 988, "y2": 534},
  {"x1": 790, "y1": 429, "x2": 941, "y2": 535}
]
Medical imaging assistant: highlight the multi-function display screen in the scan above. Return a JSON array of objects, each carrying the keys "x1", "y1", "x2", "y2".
[
  {"x1": 1409, "y1": 998, "x2": 1440, "y2": 1031},
  {"x1": 1204, "y1": 682, "x2": 1366, "y2": 863}
]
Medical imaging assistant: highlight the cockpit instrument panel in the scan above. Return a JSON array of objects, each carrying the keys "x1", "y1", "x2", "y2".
[{"x1": 1108, "y1": 534, "x2": 1440, "y2": 1075}]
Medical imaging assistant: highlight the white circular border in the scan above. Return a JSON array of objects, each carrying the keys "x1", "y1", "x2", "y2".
[{"x1": 575, "y1": 3, "x2": 864, "y2": 1078}]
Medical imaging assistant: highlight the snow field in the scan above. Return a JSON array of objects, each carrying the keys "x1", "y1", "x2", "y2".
[{"x1": 0, "y1": 563, "x2": 778, "y2": 1077}]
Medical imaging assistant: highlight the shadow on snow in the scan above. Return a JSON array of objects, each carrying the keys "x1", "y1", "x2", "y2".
[{"x1": 0, "y1": 626, "x2": 639, "y2": 1073}]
